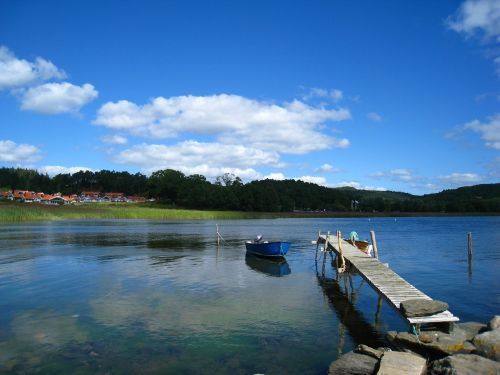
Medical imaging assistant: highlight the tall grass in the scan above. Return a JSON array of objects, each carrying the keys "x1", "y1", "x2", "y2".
[{"x1": 0, "y1": 202, "x2": 273, "y2": 223}]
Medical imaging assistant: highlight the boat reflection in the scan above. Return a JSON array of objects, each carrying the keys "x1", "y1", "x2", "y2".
[{"x1": 245, "y1": 254, "x2": 291, "y2": 277}]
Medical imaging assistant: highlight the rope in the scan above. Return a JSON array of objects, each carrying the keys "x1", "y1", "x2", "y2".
[
  {"x1": 216, "y1": 225, "x2": 246, "y2": 247},
  {"x1": 411, "y1": 325, "x2": 422, "y2": 344}
]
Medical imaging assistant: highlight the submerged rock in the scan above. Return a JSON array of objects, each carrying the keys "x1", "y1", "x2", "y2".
[
  {"x1": 473, "y1": 329, "x2": 500, "y2": 361},
  {"x1": 378, "y1": 351, "x2": 426, "y2": 375},
  {"x1": 328, "y1": 351, "x2": 378, "y2": 375},
  {"x1": 429, "y1": 353, "x2": 500, "y2": 375},
  {"x1": 400, "y1": 299, "x2": 449, "y2": 318}
]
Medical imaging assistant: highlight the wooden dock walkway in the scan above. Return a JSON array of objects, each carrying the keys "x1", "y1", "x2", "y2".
[{"x1": 317, "y1": 233, "x2": 459, "y2": 330}]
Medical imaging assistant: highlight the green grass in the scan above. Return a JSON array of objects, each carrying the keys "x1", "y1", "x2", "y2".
[
  {"x1": 1, "y1": 201, "x2": 496, "y2": 223},
  {"x1": 0, "y1": 202, "x2": 274, "y2": 223}
]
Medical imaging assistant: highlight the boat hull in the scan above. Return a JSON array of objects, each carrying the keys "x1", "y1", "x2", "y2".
[
  {"x1": 245, "y1": 241, "x2": 290, "y2": 257},
  {"x1": 344, "y1": 239, "x2": 372, "y2": 255}
]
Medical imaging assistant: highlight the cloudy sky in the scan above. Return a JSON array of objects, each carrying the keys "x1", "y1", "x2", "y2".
[{"x1": 0, "y1": 0, "x2": 499, "y2": 194}]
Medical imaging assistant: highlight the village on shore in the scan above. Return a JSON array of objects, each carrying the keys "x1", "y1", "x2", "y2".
[{"x1": 0, "y1": 190, "x2": 148, "y2": 204}]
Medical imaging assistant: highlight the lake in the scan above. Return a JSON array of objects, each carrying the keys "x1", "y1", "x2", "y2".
[{"x1": 0, "y1": 217, "x2": 498, "y2": 374}]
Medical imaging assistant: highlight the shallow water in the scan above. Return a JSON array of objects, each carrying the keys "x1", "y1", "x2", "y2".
[{"x1": 0, "y1": 217, "x2": 498, "y2": 374}]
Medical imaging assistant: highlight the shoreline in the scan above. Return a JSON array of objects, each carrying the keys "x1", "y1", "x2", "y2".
[
  {"x1": 0, "y1": 202, "x2": 498, "y2": 223},
  {"x1": 328, "y1": 316, "x2": 500, "y2": 374}
]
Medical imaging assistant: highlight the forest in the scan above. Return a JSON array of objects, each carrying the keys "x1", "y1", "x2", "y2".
[{"x1": 0, "y1": 167, "x2": 499, "y2": 213}]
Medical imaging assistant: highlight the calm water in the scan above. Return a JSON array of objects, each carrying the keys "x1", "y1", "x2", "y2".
[{"x1": 0, "y1": 217, "x2": 498, "y2": 374}]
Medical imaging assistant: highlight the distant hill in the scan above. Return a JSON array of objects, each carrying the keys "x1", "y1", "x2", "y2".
[{"x1": 344, "y1": 183, "x2": 500, "y2": 213}]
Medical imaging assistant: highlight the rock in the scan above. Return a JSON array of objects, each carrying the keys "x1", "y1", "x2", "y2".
[
  {"x1": 386, "y1": 328, "x2": 473, "y2": 357},
  {"x1": 473, "y1": 329, "x2": 500, "y2": 361},
  {"x1": 488, "y1": 315, "x2": 500, "y2": 331},
  {"x1": 429, "y1": 353, "x2": 500, "y2": 375},
  {"x1": 457, "y1": 322, "x2": 487, "y2": 341},
  {"x1": 355, "y1": 344, "x2": 383, "y2": 360},
  {"x1": 386, "y1": 331, "x2": 397, "y2": 342},
  {"x1": 328, "y1": 351, "x2": 378, "y2": 375},
  {"x1": 463, "y1": 341, "x2": 476, "y2": 353},
  {"x1": 377, "y1": 351, "x2": 426, "y2": 375},
  {"x1": 400, "y1": 299, "x2": 449, "y2": 318},
  {"x1": 419, "y1": 333, "x2": 435, "y2": 343}
]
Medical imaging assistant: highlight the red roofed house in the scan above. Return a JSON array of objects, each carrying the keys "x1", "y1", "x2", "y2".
[
  {"x1": 104, "y1": 192, "x2": 125, "y2": 202},
  {"x1": 80, "y1": 191, "x2": 100, "y2": 201}
]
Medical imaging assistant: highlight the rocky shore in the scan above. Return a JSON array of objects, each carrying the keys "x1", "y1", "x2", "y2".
[{"x1": 328, "y1": 315, "x2": 500, "y2": 374}]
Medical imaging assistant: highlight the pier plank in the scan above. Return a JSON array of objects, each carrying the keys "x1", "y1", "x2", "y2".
[{"x1": 318, "y1": 234, "x2": 459, "y2": 327}]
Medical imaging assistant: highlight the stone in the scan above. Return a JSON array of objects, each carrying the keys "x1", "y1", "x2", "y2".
[
  {"x1": 473, "y1": 329, "x2": 500, "y2": 361},
  {"x1": 463, "y1": 341, "x2": 476, "y2": 353},
  {"x1": 386, "y1": 331, "x2": 397, "y2": 342},
  {"x1": 377, "y1": 351, "x2": 426, "y2": 375},
  {"x1": 328, "y1": 351, "x2": 378, "y2": 375},
  {"x1": 488, "y1": 315, "x2": 500, "y2": 331},
  {"x1": 429, "y1": 353, "x2": 500, "y2": 375},
  {"x1": 419, "y1": 333, "x2": 435, "y2": 343},
  {"x1": 457, "y1": 321, "x2": 487, "y2": 341},
  {"x1": 355, "y1": 344, "x2": 384, "y2": 360},
  {"x1": 400, "y1": 299, "x2": 449, "y2": 318},
  {"x1": 386, "y1": 328, "x2": 473, "y2": 357}
]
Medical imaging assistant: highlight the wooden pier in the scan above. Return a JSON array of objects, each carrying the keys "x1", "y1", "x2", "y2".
[{"x1": 316, "y1": 233, "x2": 459, "y2": 331}]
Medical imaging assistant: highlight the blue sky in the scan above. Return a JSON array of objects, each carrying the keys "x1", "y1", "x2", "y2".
[{"x1": 0, "y1": 0, "x2": 499, "y2": 194}]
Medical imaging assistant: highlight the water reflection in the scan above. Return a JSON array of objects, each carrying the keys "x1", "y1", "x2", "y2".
[
  {"x1": 51, "y1": 233, "x2": 143, "y2": 248},
  {"x1": 149, "y1": 255, "x2": 186, "y2": 267},
  {"x1": 245, "y1": 254, "x2": 291, "y2": 277},
  {"x1": 147, "y1": 234, "x2": 208, "y2": 250},
  {"x1": 316, "y1": 273, "x2": 384, "y2": 349}
]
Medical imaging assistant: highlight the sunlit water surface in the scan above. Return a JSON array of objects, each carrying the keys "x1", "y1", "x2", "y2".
[{"x1": 0, "y1": 217, "x2": 498, "y2": 374}]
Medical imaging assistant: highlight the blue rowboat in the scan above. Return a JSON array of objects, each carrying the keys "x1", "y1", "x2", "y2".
[{"x1": 245, "y1": 236, "x2": 290, "y2": 258}]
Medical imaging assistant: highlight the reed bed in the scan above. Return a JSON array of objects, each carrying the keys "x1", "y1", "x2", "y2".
[{"x1": 0, "y1": 202, "x2": 272, "y2": 223}]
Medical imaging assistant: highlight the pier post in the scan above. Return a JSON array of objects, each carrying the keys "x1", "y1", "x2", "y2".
[
  {"x1": 467, "y1": 232, "x2": 472, "y2": 259},
  {"x1": 322, "y1": 231, "x2": 330, "y2": 275},
  {"x1": 337, "y1": 230, "x2": 345, "y2": 271},
  {"x1": 370, "y1": 230, "x2": 379, "y2": 259}
]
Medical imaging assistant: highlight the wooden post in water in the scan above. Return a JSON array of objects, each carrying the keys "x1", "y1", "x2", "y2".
[
  {"x1": 216, "y1": 224, "x2": 220, "y2": 246},
  {"x1": 467, "y1": 232, "x2": 473, "y2": 259},
  {"x1": 337, "y1": 230, "x2": 345, "y2": 271},
  {"x1": 370, "y1": 230, "x2": 379, "y2": 259},
  {"x1": 322, "y1": 231, "x2": 330, "y2": 275}
]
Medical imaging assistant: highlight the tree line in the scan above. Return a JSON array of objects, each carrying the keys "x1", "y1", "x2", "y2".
[{"x1": 0, "y1": 167, "x2": 499, "y2": 213}]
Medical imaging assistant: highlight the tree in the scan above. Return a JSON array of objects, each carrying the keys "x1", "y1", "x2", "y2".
[{"x1": 148, "y1": 169, "x2": 186, "y2": 203}]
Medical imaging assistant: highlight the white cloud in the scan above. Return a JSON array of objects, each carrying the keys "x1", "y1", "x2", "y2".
[
  {"x1": 101, "y1": 134, "x2": 128, "y2": 145},
  {"x1": 38, "y1": 165, "x2": 94, "y2": 177},
  {"x1": 315, "y1": 163, "x2": 341, "y2": 173},
  {"x1": 303, "y1": 87, "x2": 343, "y2": 102},
  {"x1": 331, "y1": 181, "x2": 387, "y2": 191},
  {"x1": 94, "y1": 94, "x2": 351, "y2": 154},
  {"x1": 447, "y1": 0, "x2": 500, "y2": 41},
  {"x1": 20, "y1": 82, "x2": 98, "y2": 114},
  {"x1": 0, "y1": 140, "x2": 41, "y2": 163},
  {"x1": 370, "y1": 168, "x2": 419, "y2": 182},
  {"x1": 297, "y1": 176, "x2": 328, "y2": 185},
  {"x1": 263, "y1": 172, "x2": 286, "y2": 180},
  {"x1": 0, "y1": 46, "x2": 66, "y2": 90},
  {"x1": 115, "y1": 141, "x2": 281, "y2": 178},
  {"x1": 447, "y1": 0, "x2": 500, "y2": 76},
  {"x1": 367, "y1": 112, "x2": 383, "y2": 122},
  {"x1": 439, "y1": 172, "x2": 482, "y2": 184},
  {"x1": 464, "y1": 113, "x2": 500, "y2": 148}
]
